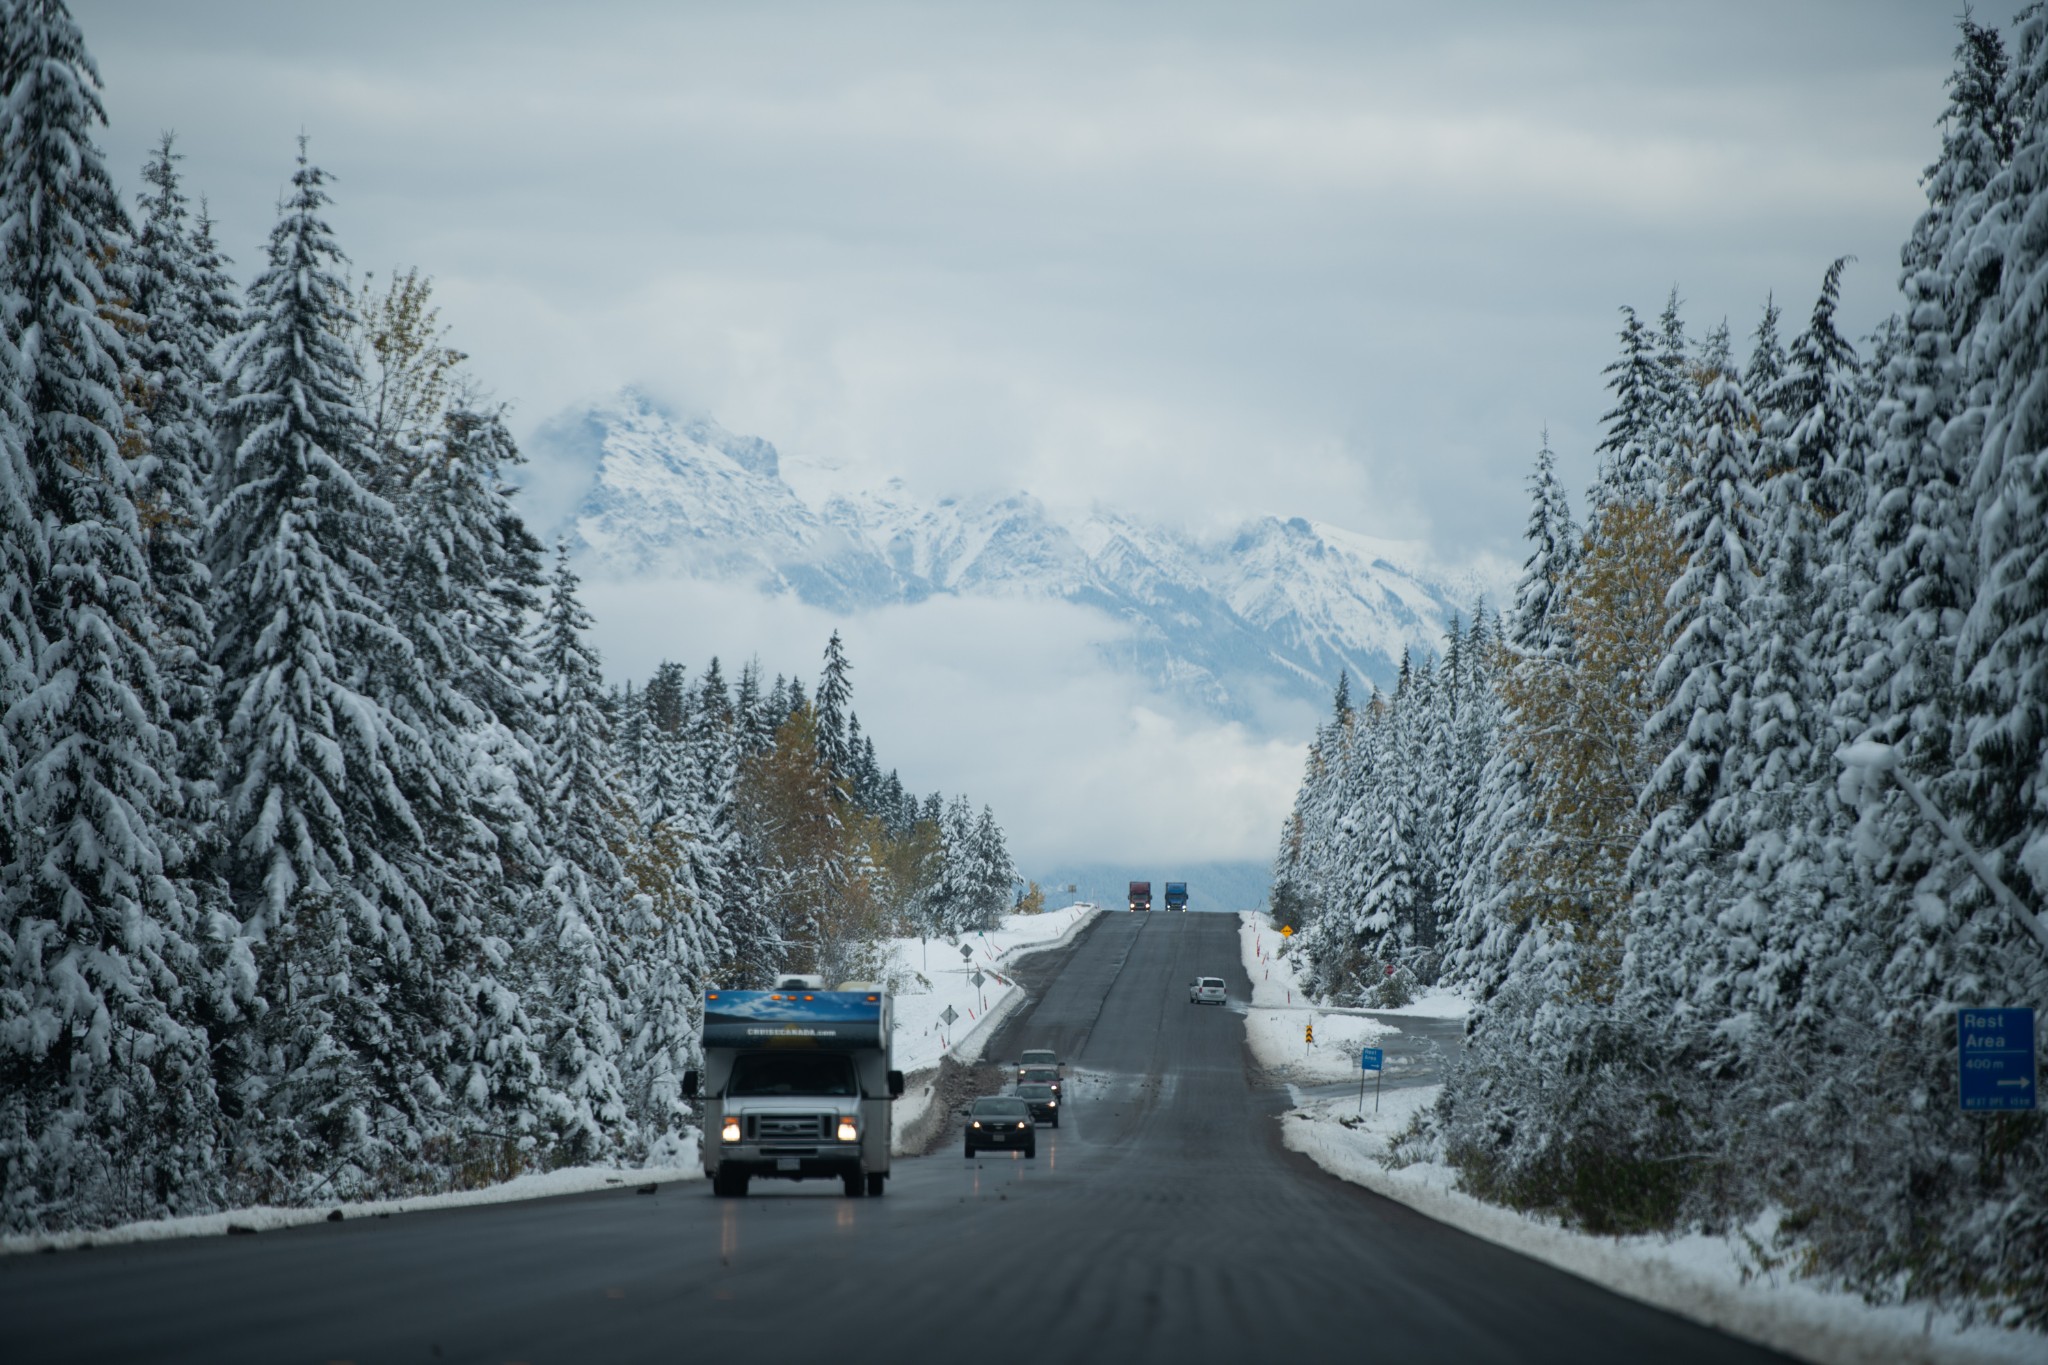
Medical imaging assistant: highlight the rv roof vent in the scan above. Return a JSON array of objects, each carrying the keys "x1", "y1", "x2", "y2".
[{"x1": 773, "y1": 974, "x2": 827, "y2": 991}]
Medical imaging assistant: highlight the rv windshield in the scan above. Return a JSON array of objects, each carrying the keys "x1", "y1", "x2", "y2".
[{"x1": 727, "y1": 1053, "x2": 859, "y2": 1097}]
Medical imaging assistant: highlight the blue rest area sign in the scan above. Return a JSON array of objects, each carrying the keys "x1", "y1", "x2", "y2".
[
  {"x1": 1958, "y1": 1008, "x2": 2036, "y2": 1113},
  {"x1": 1359, "y1": 1047, "x2": 1383, "y2": 1072}
]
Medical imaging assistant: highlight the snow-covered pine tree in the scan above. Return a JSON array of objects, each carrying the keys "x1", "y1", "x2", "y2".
[
  {"x1": 1954, "y1": 4, "x2": 2048, "y2": 985},
  {"x1": 211, "y1": 146, "x2": 443, "y2": 1194},
  {"x1": 1511, "y1": 433, "x2": 1577, "y2": 656},
  {"x1": 1630, "y1": 345, "x2": 1766, "y2": 1020},
  {"x1": 1649, "y1": 288, "x2": 1695, "y2": 503},
  {"x1": 1701, "y1": 274, "x2": 1865, "y2": 1032},
  {"x1": 815, "y1": 629, "x2": 852, "y2": 781},
  {"x1": 531, "y1": 545, "x2": 631, "y2": 1159},
  {"x1": 0, "y1": 0, "x2": 222, "y2": 1231},
  {"x1": 1591, "y1": 306, "x2": 1664, "y2": 513},
  {"x1": 381, "y1": 404, "x2": 559, "y2": 1165},
  {"x1": 734, "y1": 659, "x2": 775, "y2": 757},
  {"x1": 126, "y1": 134, "x2": 228, "y2": 872},
  {"x1": 1745, "y1": 295, "x2": 1786, "y2": 405},
  {"x1": 969, "y1": 805, "x2": 1014, "y2": 931}
]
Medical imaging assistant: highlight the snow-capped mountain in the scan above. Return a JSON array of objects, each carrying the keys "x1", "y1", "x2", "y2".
[{"x1": 527, "y1": 391, "x2": 1492, "y2": 728}]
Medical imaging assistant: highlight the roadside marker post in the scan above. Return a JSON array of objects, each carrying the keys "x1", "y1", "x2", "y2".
[
  {"x1": 1305, "y1": 1022, "x2": 1314, "y2": 1056},
  {"x1": 1359, "y1": 1047, "x2": 1384, "y2": 1115}
]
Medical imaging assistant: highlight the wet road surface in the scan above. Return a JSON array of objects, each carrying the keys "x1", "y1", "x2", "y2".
[{"x1": 0, "y1": 912, "x2": 1792, "y2": 1364}]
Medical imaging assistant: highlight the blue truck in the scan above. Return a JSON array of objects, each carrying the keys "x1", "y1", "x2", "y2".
[{"x1": 1164, "y1": 882, "x2": 1189, "y2": 912}]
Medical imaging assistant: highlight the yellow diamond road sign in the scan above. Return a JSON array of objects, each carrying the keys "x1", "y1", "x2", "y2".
[{"x1": 1279, "y1": 925, "x2": 1294, "y2": 938}]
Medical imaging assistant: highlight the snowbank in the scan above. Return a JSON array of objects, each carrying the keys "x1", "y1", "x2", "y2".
[
  {"x1": 1236, "y1": 914, "x2": 2045, "y2": 1365},
  {"x1": 887, "y1": 902, "x2": 1099, "y2": 1074},
  {"x1": 0, "y1": 1137, "x2": 703, "y2": 1256},
  {"x1": 1239, "y1": 915, "x2": 1406, "y2": 1083}
]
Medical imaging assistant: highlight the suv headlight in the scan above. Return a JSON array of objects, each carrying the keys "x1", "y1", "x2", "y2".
[{"x1": 721, "y1": 1117, "x2": 742, "y2": 1143}]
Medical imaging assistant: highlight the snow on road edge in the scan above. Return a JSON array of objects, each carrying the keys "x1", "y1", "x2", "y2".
[
  {"x1": 0, "y1": 1142, "x2": 704, "y2": 1256},
  {"x1": 1236, "y1": 913, "x2": 2043, "y2": 1365}
]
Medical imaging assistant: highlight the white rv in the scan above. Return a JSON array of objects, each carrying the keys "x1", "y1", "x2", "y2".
[{"x1": 684, "y1": 979, "x2": 903, "y2": 1197}]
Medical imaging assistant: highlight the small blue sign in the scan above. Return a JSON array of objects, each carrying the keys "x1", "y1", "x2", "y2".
[
  {"x1": 1359, "y1": 1047, "x2": 1384, "y2": 1072},
  {"x1": 1958, "y1": 1008, "x2": 2036, "y2": 1112}
]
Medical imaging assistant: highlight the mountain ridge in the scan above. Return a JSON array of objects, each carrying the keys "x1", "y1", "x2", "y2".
[{"x1": 526, "y1": 390, "x2": 1499, "y2": 731}]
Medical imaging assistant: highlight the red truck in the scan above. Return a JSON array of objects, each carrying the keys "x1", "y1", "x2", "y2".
[{"x1": 1128, "y1": 880, "x2": 1152, "y2": 912}]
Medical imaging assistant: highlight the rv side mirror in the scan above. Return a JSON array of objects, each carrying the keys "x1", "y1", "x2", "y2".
[
  {"x1": 887, "y1": 1070, "x2": 905, "y2": 1098},
  {"x1": 681, "y1": 1069, "x2": 699, "y2": 1099}
]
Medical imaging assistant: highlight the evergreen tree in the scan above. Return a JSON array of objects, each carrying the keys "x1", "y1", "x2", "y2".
[
  {"x1": 0, "y1": 0, "x2": 221, "y2": 1230},
  {"x1": 1954, "y1": 8, "x2": 2048, "y2": 971},
  {"x1": 1511, "y1": 433, "x2": 1578, "y2": 655},
  {"x1": 211, "y1": 146, "x2": 440, "y2": 1188},
  {"x1": 1648, "y1": 287, "x2": 1694, "y2": 502},
  {"x1": 1592, "y1": 305, "x2": 1663, "y2": 513},
  {"x1": 969, "y1": 805, "x2": 1014, "y2": 930},
  {"x1": 126, "y1": 132, "x2": 227, "y2": 867},
  {"x1": 532, "y1": 545, "x2": 630, "y2": 1157},
  {"x1": 1744, "y1": 295, "x2": 1786, "y2": 400},
  {"x1": 815, "y1": 629, "x2": 853, "y2": 779}
]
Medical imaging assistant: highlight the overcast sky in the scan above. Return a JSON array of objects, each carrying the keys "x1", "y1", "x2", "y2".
[{"x1": 73, "y1": 0, "x2": 2026, "y2": 872}]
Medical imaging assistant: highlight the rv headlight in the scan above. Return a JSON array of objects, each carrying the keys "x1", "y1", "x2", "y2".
[
  {"x1": 721, "y1": 1117, "x2": 742, "y2": 1144},
  {"x1": 836, "y1": 1116, "x2": 859, "y2": 1142}
]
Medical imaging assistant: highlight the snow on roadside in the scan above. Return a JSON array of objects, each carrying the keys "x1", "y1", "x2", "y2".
[
  {"x1": 1238, "y1": 914, "x2": 1399, "y2": 1083},
  {"x1": 1235, "y1": 913, "x2": 2045, "y2": 1365},
  {"x1": 0, "y1": 1140, "x2": 703, "y2": 1256},
  {"x1": 886, "y1": 902, "x2": 1098, "y2": 1074}
]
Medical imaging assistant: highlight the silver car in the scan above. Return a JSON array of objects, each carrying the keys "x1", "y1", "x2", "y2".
[{"x1": 1189, "y1": 976, "x2": 1227, "y2": 1005}]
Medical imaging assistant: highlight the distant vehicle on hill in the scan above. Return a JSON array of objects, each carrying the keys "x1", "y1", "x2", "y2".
[
  {"x1": 1128, "y1": 881, "x2": 1152, "y2": 912},
  {"x1": 1164, "y1": 882, "x2": 1189, "y2": 911}
]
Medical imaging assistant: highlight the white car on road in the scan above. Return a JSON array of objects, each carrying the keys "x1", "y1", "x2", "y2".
[{"x1": 1188, "y1": 976, "x2": 1227, "y2": 1005}]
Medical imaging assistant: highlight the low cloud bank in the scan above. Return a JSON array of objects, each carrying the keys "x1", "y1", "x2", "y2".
[{"x1": 580, "y1": 577, "x2": 1305, "y2": 868}]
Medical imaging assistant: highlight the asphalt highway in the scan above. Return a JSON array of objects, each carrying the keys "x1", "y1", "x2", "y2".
[{"x1": 1, "y1": 912, "x2": 1792, "y2": 1364}]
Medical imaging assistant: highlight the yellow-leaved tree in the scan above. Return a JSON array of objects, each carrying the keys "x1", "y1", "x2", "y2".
[{"x1": 1498, "y1": 500, "x2": 1684, "y2": 999}]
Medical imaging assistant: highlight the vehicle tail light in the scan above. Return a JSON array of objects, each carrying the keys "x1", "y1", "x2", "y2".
[{"x1": 837, "y1": 1117, "x2": 858, "y2": 1142}]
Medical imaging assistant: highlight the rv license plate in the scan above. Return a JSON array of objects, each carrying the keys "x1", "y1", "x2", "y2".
[{"x1": 776, "y1": 1157, "x2": 800, "y2": 1172}]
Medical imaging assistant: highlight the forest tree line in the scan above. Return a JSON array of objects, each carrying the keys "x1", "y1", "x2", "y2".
[
  {"x1": 1272, "y1": 13, "x2": 2048, "y2": 1327},
  {"x1": 0, "y1": 0, "x2": 1016, "y2": 1234}
]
